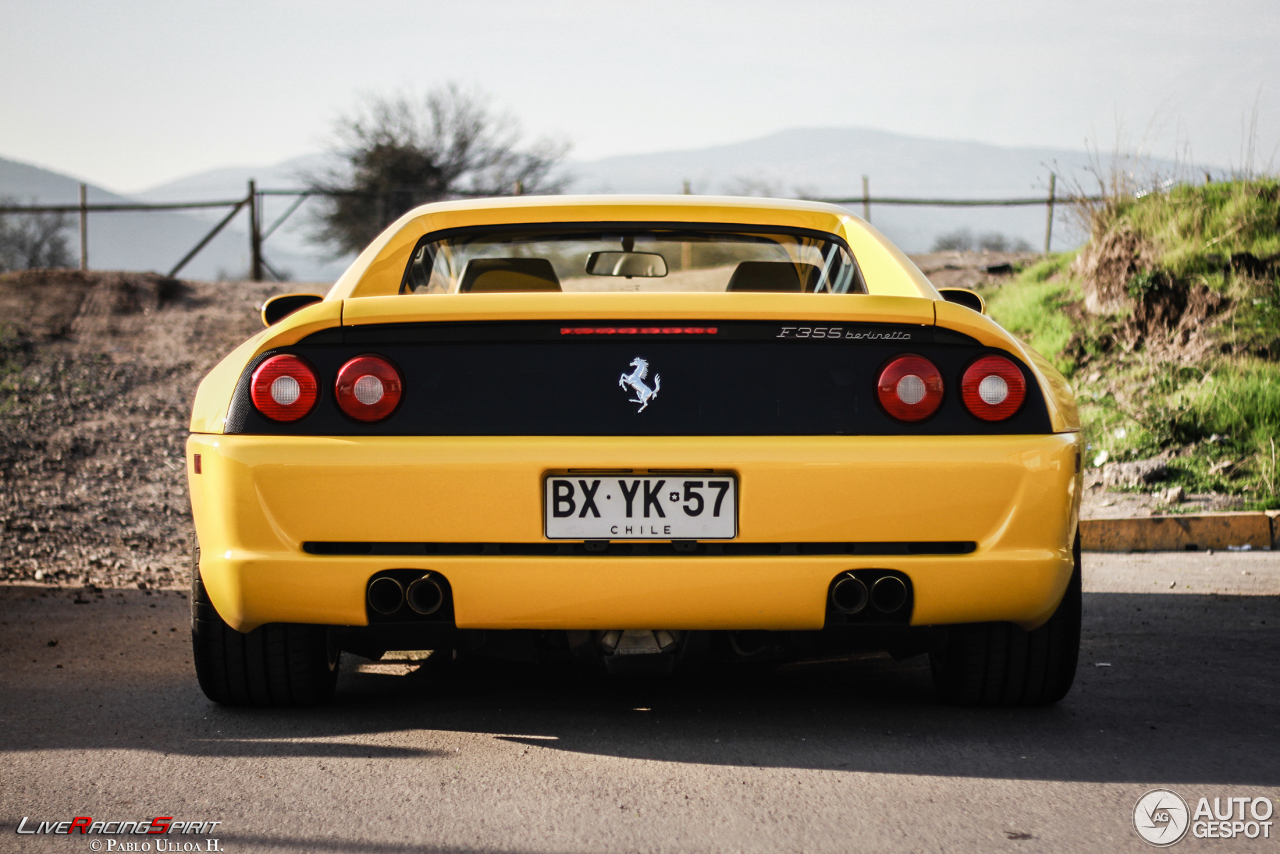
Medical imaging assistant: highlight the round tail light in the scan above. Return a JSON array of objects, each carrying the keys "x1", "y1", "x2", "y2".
[
  {"x1": 250, "y1": 354, "x2": 318, "y2": 421},
  {"x1": 335, "y1": 355, "x2": 403, "y2": 422},
  {"x1": 961, "y1": 355, "x2": 1027, "y2": 421},
  {"x1": 876, "y1": 355, "x2": 944, "y2": 421}
]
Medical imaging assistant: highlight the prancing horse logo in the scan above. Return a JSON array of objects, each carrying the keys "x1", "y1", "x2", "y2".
[{"x1": 619, "y1": 357, "x2": 660, "y2": 412}]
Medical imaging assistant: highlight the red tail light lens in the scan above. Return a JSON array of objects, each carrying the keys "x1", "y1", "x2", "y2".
[
  {"x1": 961, "y1": 355, "x2": 1027, "y2": 421},
  {"x1": 250, "y1": 354, "x2": 318, "y2": 421},
  {"x1": 876, "y1": 355, "x2": 944, "y2": 421},
  {"x1": 335, "y1": 355, "x2": 403, "y2": 422}
]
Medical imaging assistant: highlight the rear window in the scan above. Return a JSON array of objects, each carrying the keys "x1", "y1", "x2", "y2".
[{"x1": 400, "y1": 226, "x2": 866, "y2": 295}]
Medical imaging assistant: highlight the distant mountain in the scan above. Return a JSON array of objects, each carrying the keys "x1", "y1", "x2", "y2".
[
  {"x1": 0, "y1": 155, "x2": 347, "y2": 282},
  {"x1": 570, "y1": 127, "x2": 1085, "y2": 197},
  {"x1": 128, "y1": 153, "x2": 332, "y2": 203},
  {"x1": 566, "y1": 127, "x2": 1192, "y2": 252},
  {"x1": 0, "y1": 157, "x2": 104, "y2": 200}
]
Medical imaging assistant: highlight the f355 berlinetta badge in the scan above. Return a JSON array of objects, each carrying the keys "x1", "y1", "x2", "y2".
[{"x1": 619, "y1": 357, "x2": 660, "y2": 412}]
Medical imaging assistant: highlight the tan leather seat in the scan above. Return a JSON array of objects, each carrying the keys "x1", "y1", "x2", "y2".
[
  {"x1": 725, "y1": 261, "x2": 823, "y2": 292},
  {"x1": 459, "y1": 258, "x2": 562, "y2": 293}
]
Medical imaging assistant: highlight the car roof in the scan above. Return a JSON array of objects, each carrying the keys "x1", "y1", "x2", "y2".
[{"x1": 400, "y1": 193, "x2": 853, "y2": 218}]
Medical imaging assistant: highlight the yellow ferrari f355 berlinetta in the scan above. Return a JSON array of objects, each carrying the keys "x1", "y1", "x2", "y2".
[{"x1": 186, "y1": 195, "x2": 1081, "y2": 707}]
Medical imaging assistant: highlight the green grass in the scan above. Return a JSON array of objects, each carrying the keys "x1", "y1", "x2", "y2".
[
  {"x1": 981, "y1": 255, "x2": 1080, "y2": 375},
  {"x1": 1072, "y1": 361, "x2": 1280, "y2": 508},
  {"x1": 1162, "y1": 363, "x2": 1280, "y2": 447},
  {"x1": 1019, "y1": 252, "x2": 1076, "y2": 283},
  {"x1": 1094, "y1": 179, "x2": 1280, "y2": 283}
]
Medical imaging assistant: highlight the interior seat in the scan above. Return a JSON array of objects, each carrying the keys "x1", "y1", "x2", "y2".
[
  {"x1": 725, "y1": 261, "x2": 824, "y2": 292},
  {"x1": 459, "y1": 258, "x2": 562, "y2": 293}
]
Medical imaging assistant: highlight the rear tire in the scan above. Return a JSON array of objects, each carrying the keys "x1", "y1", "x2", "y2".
[
  {"x1": 929, "y1": 533, "x2": 1081, "y2": 706},
  {"x1": 191, "y1": 559, "x2": 339, "y2": 707}
]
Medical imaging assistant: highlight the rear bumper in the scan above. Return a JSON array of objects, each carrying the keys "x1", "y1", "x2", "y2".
[{"x1": 187, "y1": 433, "x2": 1081, "y2": 633}]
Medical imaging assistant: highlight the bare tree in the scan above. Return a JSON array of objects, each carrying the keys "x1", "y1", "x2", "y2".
[
  {"x1": 932, "y1": 228, "x2": 974, "y2": 251},
  {"x1": 932, "y1": 228, "x2": 1031, "y2": 253},
  {"x1": 0, "y1": 200, "x2": 73, "y2": 272},
  {"x1": 722, "y1": 176, "x2": 783, "y2": 198},
  {"x1": 976, "y1": 232, "x2": 1032, "y2": 252},
  {"x1": 309, "y1": 84, "x2": 571, "y2": 255}
]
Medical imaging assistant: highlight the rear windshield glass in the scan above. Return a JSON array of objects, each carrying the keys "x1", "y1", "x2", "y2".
[{"x1": 400, "y1": 226, "x2": 866, "y2": 295}]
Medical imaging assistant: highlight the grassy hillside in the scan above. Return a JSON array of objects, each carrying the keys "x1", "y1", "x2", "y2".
[{"x1": 978, "y1": 178, "x2": 1280, "y2": 509}]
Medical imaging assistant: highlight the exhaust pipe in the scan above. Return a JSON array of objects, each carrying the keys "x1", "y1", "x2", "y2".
[
  {"x1": 831, "y1": 573, "x2": 869, "y2": 615},
  {"x1": 405, "y1": 574, "x2": 444, "y2": 615},
  {"x1": 367, "y1": 577, "x2": 405, "y2": 615},
  {"x1": 870, "y1": 576, "x2": 907, "y2": 614}
]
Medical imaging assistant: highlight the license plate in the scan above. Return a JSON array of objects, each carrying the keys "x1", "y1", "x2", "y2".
[{"x1": 544, "y1": 474, "x2": 737, "y2": 540}]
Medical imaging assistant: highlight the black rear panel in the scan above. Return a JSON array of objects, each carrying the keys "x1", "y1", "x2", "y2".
[{"x1": 224, "y1": 320, "x2": 1053, "y2": 435}]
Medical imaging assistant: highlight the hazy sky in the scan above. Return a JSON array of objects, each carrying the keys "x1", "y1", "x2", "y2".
[{"x1": 2, "y1": 0, "x2": 1277, "y2": 193}]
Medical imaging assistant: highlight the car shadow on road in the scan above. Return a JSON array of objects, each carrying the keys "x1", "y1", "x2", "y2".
[{"x1": 3, "y1": 588, "x2": 1276, "y2": 786}]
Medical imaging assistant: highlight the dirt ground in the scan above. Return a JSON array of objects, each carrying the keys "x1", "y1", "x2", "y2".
[
  {"x1": 1078, "y1": 472, "x2": 1249, "y2": 519},
  {"x1": 0, "y1": 269, "x2": 304, "y2": 589},
  {"x1": 908, "y1": 250, "x2": 1039, "y2": 290},
  {"x1": 0, "y1": 257, "x2": 1239, "y2": 591}
]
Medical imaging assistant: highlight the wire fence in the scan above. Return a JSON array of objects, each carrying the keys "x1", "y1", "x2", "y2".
[{"x1": 0, "y1": 175, "x2": 1101, "y2": 281}]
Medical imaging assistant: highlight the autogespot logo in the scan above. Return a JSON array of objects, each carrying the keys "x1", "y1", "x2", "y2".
[
  {"x1": 1132, "y1": 789, "x2": 1277, "y2": 844},
  {"x1": 1134, "y1": 789, "x2": 1190, "y2": 847}
]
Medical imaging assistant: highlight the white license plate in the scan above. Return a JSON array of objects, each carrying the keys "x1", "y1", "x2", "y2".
[{"x1": 544, "y1": 474, "x2": 737, "y2": 540}]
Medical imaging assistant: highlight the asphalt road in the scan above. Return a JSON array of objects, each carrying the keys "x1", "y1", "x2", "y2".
[{"x1": 1, "y1": 551, "x2": 1278, "y2": 853}]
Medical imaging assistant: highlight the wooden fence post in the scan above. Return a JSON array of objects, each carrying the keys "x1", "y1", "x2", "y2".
[
  {"x1": 1044, "y1": 173, "x2": 1056, "y2": 255},
  {"x1": 167, "y1": 199, "x2": 248, "y2": 279},
  {"x1": 861, "y1": 176, "x2": 870, "y2": 222},
  {"x1": 248, "y1": 180, "x2": 262, "y2": 282},
  {"x1": 78, "y1": 183, "x2": 88, "y2": 271}
]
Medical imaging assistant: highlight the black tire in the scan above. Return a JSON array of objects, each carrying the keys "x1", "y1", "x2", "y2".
[
  {"x1": 191, "y1": 559, "x2": 339, "y2": 707},
  {"x1": 929, "y1": 533, "x2": 1081, "y2": 707}
]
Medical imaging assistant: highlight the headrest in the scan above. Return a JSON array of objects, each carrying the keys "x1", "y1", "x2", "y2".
[
  {"x1": 459, "y1": 258, "x2": 562, "y2": 293},
  {"x1": 725, "y1": 261, "x2": 823, "y2": 293}
]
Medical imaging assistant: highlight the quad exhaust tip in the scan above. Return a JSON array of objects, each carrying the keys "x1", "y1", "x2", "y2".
[
  {"x1": 406, "y1": 574, "x2": 444, "y2": 615},
  {"x1": 367, "y1": 577, "x2": 405, "y2": 615},
  {"x1": 870, "y1": 575, "x2": 908, "y2": 613},
  {"x1": 367, "y1": 574, "x2": 444, "y2": 616},
  {"x1": 831, "y1": 573, "x2": 870, "y2": 615},
  {"x1": 830, "y1": 571, "x2": 910, "y2": 616}
]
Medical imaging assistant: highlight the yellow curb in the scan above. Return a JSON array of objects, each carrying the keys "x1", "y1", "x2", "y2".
[{"x1": 1081, "y1": 512, "x2": 1274, "y2": 552}]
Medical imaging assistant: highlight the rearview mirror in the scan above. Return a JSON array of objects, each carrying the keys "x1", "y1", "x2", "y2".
[
  {"x1": 261, "y1": 293, "x2": 324, "y2": 327},
  {"x1": 585, "y1": 251, "x2": 668, "y2": 278},
  {"x1": 937, "y1": 288, "x2": 986, "y2": 315}
]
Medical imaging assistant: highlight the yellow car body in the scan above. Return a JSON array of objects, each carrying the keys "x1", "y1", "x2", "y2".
[{"x1": 187, "y1": 196, "x2": 1081, "y2": 694}]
